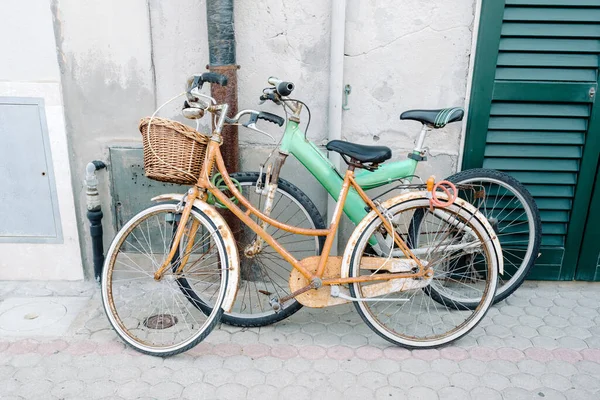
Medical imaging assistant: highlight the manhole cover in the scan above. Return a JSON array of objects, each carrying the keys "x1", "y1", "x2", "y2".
[
  {"x1": 0, "y1": 301, "x2": 67, "y2": 332},
  {"x1": 144, "y1": 314, "x2": 178, "y2": 329}
]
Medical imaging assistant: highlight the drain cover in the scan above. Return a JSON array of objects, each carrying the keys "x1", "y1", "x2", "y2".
[
  {"x1": 0, "y1": 297, "x2": 89, "y2": 337},
  {"x1": 0, "y1": 302, "x2": 67, "y2": 332},
  {"x1": 144, "y1": 314, "x2": 178, "y2": 329}
]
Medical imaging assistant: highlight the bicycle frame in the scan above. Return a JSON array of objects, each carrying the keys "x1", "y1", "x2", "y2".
[
  {"x1": 153, "y1": 136, "x2": 429, "y2": 290},
  {"x1": 280, "y1": 119, "x2": 422, "y2": 225}
]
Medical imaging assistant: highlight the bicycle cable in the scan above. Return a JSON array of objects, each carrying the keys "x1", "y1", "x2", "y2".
[{"x1": 281, "y1": 98, "x2": 311, "y2": 139}]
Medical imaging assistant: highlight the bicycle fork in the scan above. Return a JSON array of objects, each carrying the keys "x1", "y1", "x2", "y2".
[{"x1": 154, "y1": 187, "x2": 199, "y2": 281}]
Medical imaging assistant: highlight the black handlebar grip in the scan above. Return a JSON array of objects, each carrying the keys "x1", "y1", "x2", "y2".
[
  {"x1": 257, "y1": 112, "x2": 285, "y2": 127},
  {"x1": 201, "y1": 72, "x2": 228, "y2": 86},
  {"x1": 276, "y1": 81, "x2": 294, "y2": 96}
]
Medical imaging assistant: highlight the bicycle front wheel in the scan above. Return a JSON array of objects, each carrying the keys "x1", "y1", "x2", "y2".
[
  {"x1": 347, "y1": 197, "x2": 498, "y2": 349},
  {"x1": 101, "y1": 204, "x2": 229, "y2": 357}
]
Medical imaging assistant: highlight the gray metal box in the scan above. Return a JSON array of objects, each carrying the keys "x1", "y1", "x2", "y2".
[
  {"x1": 109, "y1": 146, "x2": 189, "y2": 229},
  {"x1": 0, "y1": 97, "x2": 62, "y2": 243}
]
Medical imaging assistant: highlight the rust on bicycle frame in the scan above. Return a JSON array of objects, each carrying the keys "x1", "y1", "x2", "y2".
[
  {"x1": 155, "y1": 130, "x2": 429, "y2": 288},
  {"x1": 153, "y1": 186, "x2": 199, "y2": 280},
  {"x1": 194, "y1": 141, "x2": 427, "y2": 286}
]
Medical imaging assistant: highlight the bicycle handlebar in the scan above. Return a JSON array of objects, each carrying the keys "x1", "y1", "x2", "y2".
[
  {"x1": 268, "y1": 76, "x2": 295, "y2": 96},
  {"x1": 186, "y1": 72, "x2": 228, "y2": 94},
  {"x1": 257, "y1": 111, "x2": 284, "y2": 126}
]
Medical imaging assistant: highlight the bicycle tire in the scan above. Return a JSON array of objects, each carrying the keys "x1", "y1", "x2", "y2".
[
  {"x1": 179, "y1": 172, "x2": 326, "y2": 327},
  {"x1": 411, "y1": 168, "x2": 541, "y2": 307},
  {"x1": 101, "y1": 204, "x2": 229, "y2": 357},
  {"x1": 347, "y1": 196, "x2": 499, "y2": 348}
]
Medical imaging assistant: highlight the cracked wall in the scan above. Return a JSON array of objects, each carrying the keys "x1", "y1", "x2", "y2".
[{"x1": 50, "y1": 0, "x2": 476, "y2": 276}]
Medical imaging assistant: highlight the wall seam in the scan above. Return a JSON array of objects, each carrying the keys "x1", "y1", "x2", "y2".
[{"x1": 147, "y1": 0, "x2": 157, "y2": 109}]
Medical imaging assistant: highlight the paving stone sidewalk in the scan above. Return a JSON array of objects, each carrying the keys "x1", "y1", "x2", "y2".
[{"x1": 0, "y1": 280, "x2": 599, "y2": 399}]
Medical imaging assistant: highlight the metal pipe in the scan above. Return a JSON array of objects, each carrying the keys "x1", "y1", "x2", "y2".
[
  {"x1": 327, "y1": 0, "x2": 347, "y2": 255},
  {"x1": 206, "y1": 0, "x2": 241, "y2": 265},
  {"x1": 85, "y1": 160, "x2": 106, "y2": 282},
  {"x1": 206, "y1": 0, "x2": 238, "y2": 173}
]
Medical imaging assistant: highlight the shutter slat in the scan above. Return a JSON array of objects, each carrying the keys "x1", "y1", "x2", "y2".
[
  {"x1": 490, "y1": 197, "x2": 572, "y2": 210},
  {"x1": 490, "y1": 103, "x2": 589, "y2": 117},
  {"x1": 502, "y1": 23, "x2": 600, "y2": 38},
  {"x1": 493, "y1": 82, "x2": 596, "y2": 102},
  {"x1": 489, "y1": 210, "x2": 570, "y2": 223},
  {"x1": 487, "y1": 131, "x2": 585, "y2": 144},
  {"x1": 506, "y1": 0, "x2": 600, "y2": 7},
  {"x1": 536, "y1": 198, "x2": 573, "y2": 211},
  {"x1": 485, "y1": 144, "x2": 582, "y2": 158},
  {"x1": 497, "y1": 53, "x2": 598, "y2": 67},
  {"x1": 504, "y1": 7, "x2": 600, "y2": 22},
  {"x1": 489, "y1": 117, "x2": 587, "y2": 131},
  {"x1": 496, "y1": 67, "x2": 596, "y2": 82},
  {"x1": 542, "y1": 236, "x2": 565, "y2": 247},
  {"x1": 483, "y1": 158, "x2": 580, "y2": 171},
  {"x1": 525, "y1": 185, "x2": 575, "y2": 197},
  {"x1": 508, "y1": 171, "x2": 578, "y2": 184},
  {"x1": 540, "y1": 211, "x2": 570, "y2": 222},
  {"x1": 541, "y1": 223, "x2": 569, "y2": 235},
  {"x1": 500, "y1": 38, "x2": 600, "y2": 53},
  {"x1": 501, "y1": 222, "x2": 567, "y2": 235}
]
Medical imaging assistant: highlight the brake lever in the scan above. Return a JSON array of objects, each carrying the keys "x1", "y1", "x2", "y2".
[
  {"x1": 243, "y1": 112, "x2": 275, "y2": 142},
  {"x1": 259, "y1": 91, "x2": 281, "y2": 105}
]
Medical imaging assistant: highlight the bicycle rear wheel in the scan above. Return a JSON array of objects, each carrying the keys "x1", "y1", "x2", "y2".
[
  {"x1": 101, "y1": 204, "x2": 229, "y2": 357},
  {"x1": 179, "y1": 172, "x2": 325, "y2": 327},
  {"x1": 347, "y1": 197, "x2": 498, "y2": 349},
  {"x1": 445, "y1": 168, "x2": 541, "y2": 304}
]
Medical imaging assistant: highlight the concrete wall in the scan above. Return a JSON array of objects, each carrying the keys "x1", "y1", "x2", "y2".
[
  {"x1": 338, "y1": 0, "x2": 477, "y2": 243},
  {"x1": 0, "y1": 0, "x2": 83, "y2": 280},
  {"x1": 50, "y1": 0, "x2": 476, "y2": 277}
]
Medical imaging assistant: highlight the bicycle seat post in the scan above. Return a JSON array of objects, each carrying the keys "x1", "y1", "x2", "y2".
[{"x1": 414, "y1": 124, "x2": 431, "y2": 154}]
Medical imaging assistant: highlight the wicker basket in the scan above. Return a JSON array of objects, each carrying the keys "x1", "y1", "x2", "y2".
[{"x1": 139, "y1": 117, "x2": 209, "y2": 185}]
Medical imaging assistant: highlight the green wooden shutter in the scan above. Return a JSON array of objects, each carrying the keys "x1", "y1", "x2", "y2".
[{"x1": 464, "y1": 0, "x2": 600, "y2": 280}]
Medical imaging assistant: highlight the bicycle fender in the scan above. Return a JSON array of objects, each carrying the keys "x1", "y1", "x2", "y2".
[
  {"x1": 152, "y1": 193, "x2": 240, "y2": 312},
  {"x1": 340, "y1": 191, "x2": 503, "y2": 279}
]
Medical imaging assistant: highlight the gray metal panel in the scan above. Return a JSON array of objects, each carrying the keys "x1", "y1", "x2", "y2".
[
  {"x1": 109, "y1": 146, "x2": 189, "y2": 229},
  {"x1": 0, "y1": 97, "x2": 63, "y2": 243},
  {"x1": 109, "y1": 147, "x2": 203, "y2": 253}
]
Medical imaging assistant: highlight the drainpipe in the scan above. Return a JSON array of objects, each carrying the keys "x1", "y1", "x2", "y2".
[
  {"x1": 206, "y1": 0, "x2": 238, "y2": 173},
  {"x1": 327, "y1": 0, "x2": 347, "y2": 255},
  {"x1": 206, "y1": 0, "x2": 244, "y2": 274},
  {"x1": 85, "y1": 160, "x2": 106, "y2": 282}
]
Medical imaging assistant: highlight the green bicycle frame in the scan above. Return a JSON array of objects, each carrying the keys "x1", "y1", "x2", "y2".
[{"x1": 279, "y1": 120, "x2": 420, "y2": 225}]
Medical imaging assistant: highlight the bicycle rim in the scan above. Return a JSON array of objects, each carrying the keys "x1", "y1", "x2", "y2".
[
  {"x1": 348, "y1": 198, "x2": 498, "y2": 348},
  {"x1": 101, "y1": 204, "x2": 228, "y2": 356},
  {"x1": 226, "y1": 179, "x2": 322, "y2": 319}
]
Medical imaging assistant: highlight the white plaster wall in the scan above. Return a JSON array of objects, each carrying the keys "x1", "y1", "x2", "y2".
[
  {"x1": 54, "y1": 0, "x2": 156, "y2": 279},
  {"x1": 235, "y1": 0, "x2": 332, "y2": 216},
  {"x1": 0, "y1": 0, "x2": 83, "y2": 280},
  {"x1": 147, "y1": 0, "x2": 331, "y2": 217},
  {"x1": 338, "y1": 0, "x2": 476, "y2": 244},
  {"x1": 343, "y1": 0, "x2": 475, "y2": 174},
  {"x1": 48, "y1": 0, "x2": 476, "y2": 276}
]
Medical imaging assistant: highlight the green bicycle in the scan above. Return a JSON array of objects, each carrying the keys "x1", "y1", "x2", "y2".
[{"x1": 199, "y1": 77, "x2": 541, "y2": 327}]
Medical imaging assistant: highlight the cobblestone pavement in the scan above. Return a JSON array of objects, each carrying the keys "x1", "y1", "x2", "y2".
[{"x1": 0, "y1": 280, "x2": 599, "y2": 399}]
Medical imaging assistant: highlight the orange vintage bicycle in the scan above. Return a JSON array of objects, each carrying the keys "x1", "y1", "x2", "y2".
[{"x1": 101, "y1": 73, "x2": 502, "y2": 357}]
